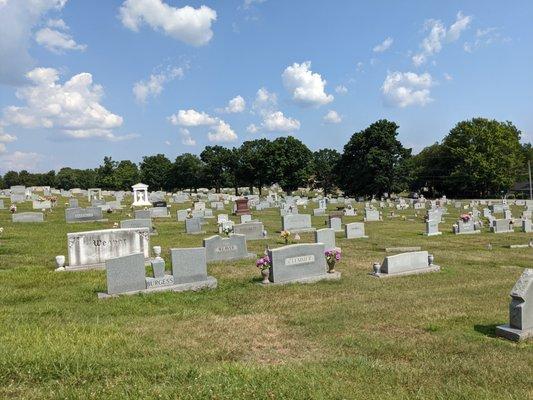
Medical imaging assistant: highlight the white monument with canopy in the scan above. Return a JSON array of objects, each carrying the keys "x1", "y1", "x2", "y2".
[{"x1": 132, "y1": 183, "x2": 151, "y2": 207}]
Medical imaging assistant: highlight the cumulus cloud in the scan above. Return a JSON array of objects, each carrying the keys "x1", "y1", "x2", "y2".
[
  {"x1": 35, "y1": 18, "x2": 86, "y2": 53},
  {"x1": 243, "y1": 0, "x2": 266, "y2": 9},
  {"x1": 335, "y1": 85, "x2": 348, "y2": 94},
  {"x1": 282, "y1": 61, "x2": 333, "y2": 107},
  {"x1": 168, "y1": 109, "x2": 237, "y2": 142},
  {"x1": 0, "y1": 151, "x2": 43, "y2": 171},
  {"x1": 133, "y1": 66, "x2": 184, "y2": 104},
  {"x1": 373, "y1": 37, "x2": 393, "y2": 53},
  {"x1": 0, "y1": 0, "x2": 67, "y2": 85},
  {"x1": 218, "y1": 95, "x2": 246, "y2": 113},
  {"x1": 412, "y1": 11, "x2": 471, "y2": 66},
  {"x1": 1, "y1": 67, "x2": 133, "y2": 141},
  {"x1": 252, "y1": 87, "x2": 277, "y2": 115},
  {"x1": 180, "y1": 128, "x2": 196, "y2": 146},
  {"x1": 323, "y1": 110, "x2": 342, "y2": 124},
  {"x1": 464, "y1": 27, "x2": 509, "y2": 53},
  {"x1": 262, "y1": 111, "x2": 300, "y2": 132},
  {"x1": 248, "y1": 88, "x2": 300, "y2": 134},
  {"x1": 119, "y1": 0, "x2": 217, "y2": 46},
  {"x1": 381, "y1": 71, "x2": 434, "y2": 108}
]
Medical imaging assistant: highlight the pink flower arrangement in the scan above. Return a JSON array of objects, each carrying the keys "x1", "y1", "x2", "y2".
[
  {"x1": 256, "y1": 255, "x2": 271, "y2": 271},
  {"x1": 460, "y1": 213, "x2": 471, "y2": 222},
  {"x1": 325, "y1": 249, "x2": 342, "y2": 263}
]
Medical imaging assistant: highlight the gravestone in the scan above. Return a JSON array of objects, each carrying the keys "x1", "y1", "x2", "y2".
[
  {"x1": 170, "y1": 247, "x2": 215, "y2": 286},
  {"x1": 233, "y1": 221, "x2": 266, "y2": 240},
  {"x1": 12, "y1": 212, "x2": 44, "y2": 223},
  {"x1": 32, "y1": 200, "x2": 51, "y2": 210},
  {"x1": 104, "y1": 253, "x2": 147, "y2": 295},
  {"x1": 372, "y1": 251, "x2": 439, "y2": 278},
  {"x1": 120, "y1": 218, "x2": 154, "y2": 234},
  {"x1": 427, "y1": 209, "x2": 442, "y2": 223},
  {"x1": 152, "y1": 200, "x2": 167, "y2": 208},
  {"x1": 313, "y1": 208, "x2": 326, "y2": 216},
  {"x1": 0, "y1": 199, "x2": 4, "y2": 209},
  {"x1": 217, "y1": 214, "x2": 229, "y2": 224},
  {"x1": 91, "y1": 198, "x2": 105, "y2": 207},
  {"x1": 135, "y1": 209, "x2": 152, "y2": 220},
  {"x1": 266, "y1": 243, "x2": 340, "y2": 285},
  {"x1": 364, "y1": 209, "x2": 381, "y2": 222},
  {"x1": 185, "y1": 218, "x2": 205, "y2": 234},
  {"x1": 345, "y1": 222, "x2": 368, "y2": 239},
  {"x1": 203, "y1": 234, "x2": 255, "y2": 262},
  {"x1": 66, "y1": 227, "x2": 150, "y2": 270},
  {"x1": 491, "y1": 219, "x2": 514, "y2": 234},
  {"x1": 65, "y1": 207, "x2": 105, "y2": 223},
  {"x1": 240, "y1": 214, "x2": 252, "y2": 224},
  {"x1": 234, "y1": 198, "x2": 251, "y2": 215},
  {"x1": 177, "y1": 209, "x2": 188, "y2": 222},
  {"x1": 328, "y1": 217, "x2": 342, "y2": 233},
  {"x1": 496, "y1": 269, "x2": 533, "y2": 341},
  {"x1": 10, "y1": 194, "x2": 25, "y2": 203},
  {"x1": 282, "y1": 214, "x2": 315, "y2": 233},
  {"x1": 68, "y1": 198, "x2": 79, "y2": 208},
  {"x1": 522, "y1": 219, "x2": 532, "y2": 233},
  {"x1": 150, "y1": 206, "x2": 169, "y2": 218},
  {"x1": 194, "y1": 202, "x2": 206, "y2": 211},
  {"x1": 453, "y1": 220, "x2": 480, "y2": 235},
  {"x1": 425, "y1": 219, "x2": 442, "y2": 236},
  {"x1": 314, "y1": 228, "x2": 336, "y2": 251}
]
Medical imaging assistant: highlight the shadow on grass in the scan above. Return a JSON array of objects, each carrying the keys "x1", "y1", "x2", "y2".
[{"x1": 474, "y1": 323, "x2": 500, "y2": 338}]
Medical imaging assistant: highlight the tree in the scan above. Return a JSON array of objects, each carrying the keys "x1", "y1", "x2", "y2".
[
  {"x1": 270, "y1": 136, "x2": 313, "y2": 193},
  {"x1": 114, "y1": 160, "x2": 140, "y2": 190},
  {"x1": 439, "y1": 118, "x2": 524, "y2": 197},
  {"x1": 200, "y1": 146, "x2": 232, "y2": 193},
  {"x1": 95, "y1": 156, "x2": 118, "y2": 189},
  {"x1": 336, "y1": 120, "x2": 411, "y2": 197},
  {"x1": 140, "y1": 154, "x2": 172, "y2": 191},
  {"x1": 169, "y1": 153, "x2": 204, "y2": 192},
  {"x1": 312, "y1": 148, "x2": 340, "y2": 196},
  {"x1": 3, "y1": 171, "x2": 20, "y2": 187},
  {"x1": 239, "y1": 139, "x2": 274, "y2": 195},
  {"x1": 56, "y1": 168, "x2": 79, "y2": 190},
  {"x1": 407, "y1": 143, "x2": 449, "y2": 197}
]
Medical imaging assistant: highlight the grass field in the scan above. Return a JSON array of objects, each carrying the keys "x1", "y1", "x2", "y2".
[{"x1": 0, "y1": 197, "x2": 532, "y2": 399}]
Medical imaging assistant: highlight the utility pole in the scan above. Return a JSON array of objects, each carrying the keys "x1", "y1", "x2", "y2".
[{"x1": 529, "y1": 160, "x2": 532, "y2": 200}]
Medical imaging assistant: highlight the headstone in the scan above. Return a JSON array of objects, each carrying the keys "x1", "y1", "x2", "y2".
[
  {"x1": 171, "y1": 247, "x2": 209, "y2": 284},
  {"x1": 152, "y1": 200, "x2": 167, "y2": 208},
  {"x1": 372, "y1": 251, "x2": 439, "y2": 278},
  {"x1": 345, "y1": 222, "x2": 368, "y2": 239},
  {"x1": 151, "y1": 206, "x2": 169, "y2": 218},
  {"x1": 12, "y1": 212, "x2": 44, "y2": 223},
  {"x1": 522, "y1": 219, "x2": 532, "y2": 233},
  {"x1": 496, "y1": 269, "x2": 533, "y2": 341},
  {"x1": 66, "y1": 227, "x2": 150, "y2": 270},
  {"x1": 65, "y1": 207, "x2": 105, "y2": 223},
  {"x1": 490, "y1": 219, "x2": 514, "y2": 234},
  {"x1": 425, "y1": 220, "x2": 442, "y2": 236},
  {"x1": 0, "y1": 199, "x2": 4, "y2": 209},
  {"x1": 203, "y1": 234, "x2": 255, "y2": 262},
  {"x1": 328, "y1": 217, "x2": 342, "y2": 233},
  {"x1": 314, "y1": 228, "x2": 336, "y2": 251},
  {"x1": 233, "y1": 221, "x2": 265, "y2": 240},
  {"x1": 453, "y1": 220, "x2": 480, "y2": 235},
  {"x1": 234, "y1": 198, "x2": 251, "y2": 215},
  {"x1": 240, "y1": 214, "x2": 252, "y2": 224},
  {"x1": 217, "y1": 214, "x2": 229, "y2": 224},
  {"x1": 135, "y1": 209, "x2": 152, "y2": 220},
  {"x1": 68, "y1": 198, "x2": 79, "y2": 208},
  {"x1": 185, "y1": 218, "x2": 204, "y2": 234},
  {"x1": 105, "y1": 253, "x2": 147, "y2": 295},
  {"x1": 282, "y1": 214, "x2": 315, "y2": 233},
  {"x1": 32, "y1": 200, "x2": 51, "y2": 210},
  {"x1": 313, "y1": 208, "x2": 325, "y2": 216},
  {"x1": 177, "y1": 209, "x2": 188, "y2": 222},
  {"x1": 120, "y1": 218, "x2": 154, "y2": 234},
  {"x1": 91, "y1": 198, "x2": 105, "y2": 206},
  {"x1": 364, "y1": 209, "x2": 381, "y2": 222},
  {"x1": 266, "y1": 243, "x2": 340, "y2": 284}
]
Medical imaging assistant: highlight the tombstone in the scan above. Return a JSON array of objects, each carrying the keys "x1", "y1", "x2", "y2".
[
  {"x1": 120, "y1": 219, "x2": 155, "y2": 235},
  {"x1": 203, "y1": 234, "x2": 255, "y2": 262},
  {"x1": 318, "y1": 199, "x2": 327, "y2": 210},
  {"x1": 217, "y1": 214, "x2": 229, "y2": 224},
  {"x1": 177, "y1": 209, "x2": 188, "y2": 222},
  {"x1": 313, "y1": 208, "x2": 325, "y2": 216},
  {"x1": 103, "y1": 253, "x2": 147, "y2": 295},
  {"x1": 12, "y1": 212, "x2": 44, "y2": 223},
  {"x1": 170, "y1": 247, "x2": 216, "y2": 287},
  {"x1": 204, "y1": 208, "x2": 214, "y2": 219},
  {"x1": 68, "y1": 198, "x2": 79, "y2": 208},
  {"x1": 490, "y1": 204, "x2": 504, "y2": 214},
  {"x1": 266, "y1": 243, "x2": 341, "y2": 285},
  {"x1": 496, "y1": 269, "x2": 533, "y2": 341},
  {"x1": 0, "y1": 199, "x2": 4, "y2": 209},
  {"x1": 453, "y1": 220, "x2": 481, "y2": 235},
  {"x1": 185, "y1": 218, "x2": 205, "y2": 235},
  {"x1": 233, "y1": 221, "x2": 266, "y2": 240},
  {"x1": 150, "y1": 207, "x2": 169, "y2": 218},
  {"x1": 240, "y1": 214, "x2": 252, "y2": 224},
  {"x1": 132, "y1": 183, "x2": 151, "y2": 206},
  {"x1": 425, "y1": 220, "x2": 442, "y2": 236},
  {"x1": 66, "y1": 227, "x2": 150, "y2": 270},
  {"x1": 282, "y1": 214, "x2": 315, "y2": 233},
  {"x1": 152, "y1": 200, "x2": 167, "y2": 208},
  {"x1": 10, "y1": 185, "x2": 26, "y2": 195},
  {"x1": 194, "y1": 202, "x2": 206, "y2": 211},
  {"x1": 504, "y1": 210, "x2": 513, "y2": 220},
  {"x1": 490, "y1": 219, "x2": 514, "y2": 234},
  {"x1": 91, "y1": 198, "x2": 105, "y2": 207},
  {"x1": 65, "y1": 207, "x2": 105, "y2": 223},
  {"x1": 364, "y1": 209, "x2": 381, "y2": 222},
  {"x1": 135, "y1": 209, "x2": 152, "y2": 220},
  {"x1": 218, "y1": 220, "x2": 234, "y2": 234},
  {"x1": 345, "y1": 222, "x2": 368, "y2": 239},
  {"x1": 314, "y1": 228, "x2": 336, "y2": 251},
  {"x1": 522, "y1": 219, "x2": 532, "y2": 233},
  {"x1": 483, "y1": 208, "x2": 492, "y2": 218},
  {"x1": 328, "y1": 217, "x2": 342, "y2": 233},
  {"x1": 234, "y1": 198, "x2": 251, "y2": 215},
  {"x1": 427, "y1": 209, "x2": 442, "y2": 223},
  {"x1": 344, "y1": 207, "x2": 356, "y2": 216},
  {"x1": 87, "y1": 188, "x2": 102, "y2": 202},
  {"x1": 372, "y1": 251, "x2": 439, "y2": 278},
  {"x1": 32, "y1": 200, "x2": 51, "y2": 210},
  {"x1": 10, "y1": 194, "x2": 25, "y2": 203}
]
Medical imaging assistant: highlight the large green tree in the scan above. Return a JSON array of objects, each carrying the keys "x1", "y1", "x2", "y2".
[
  {"x1": 140, "y1": 154, "x2": 172, "y2": 191},
  {"x1": 312, "y1": 148, "x2": 340, "y2": 196},
  {"x1": 200, "y1": 146, "x2": 232, "y2": 193},
  {"x1": 95, "y1": 156, "x2": 118, "y2": 189},
  {"x1": 407, "y1": 143, "x2": 449, "y2": 197},
  {"x1": 169, "y1": 153, "x2": 204, "y2": 192},
  {"x1": 3, "y1": 171, "x2": 20, "y2": 187},
  {"x1": 336, "y1": 120, "x2": 411, "y2": 197},
  {"x1": 440, "y1": 118, "x2": 524, "y2": 197},
  {"x1": 270, "y1": 136, "x2": 313, "y2": 193},
  {"x1": 238, "y1": 139, "x2": 274, "y2": 195},
  {"x1": 114, "y1": 160, "x2": 140, "y2": 190}
]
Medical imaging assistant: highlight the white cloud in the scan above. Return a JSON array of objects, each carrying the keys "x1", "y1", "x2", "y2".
[
  {"x1": 323, "y1": 110, "x2": 342, "y2": 124},
  {"x1": 262, "y1": 111, "x2": 300, "y2": 132},
  {"x1": 0, "y1": 126, "x2": 17, "y2": 143},
  {"x1": 218, "y1": 95, "x2": 246, "y2": 113},
  {"x1": 282, "y1": 61, "x2": 333, "y2": 107},
  {"x1": 133, "y1": 66, "x2": 184, "y2": 104},
  {"x1": 0, "y1": 151, "x2": 43, "y2": 171},
  {"x1": 381, "y1": 71, "x2": 434, "y2": 108},
  {"x1": 335, "y1": 85, "x2": 348, "y2": 94},
  {"x1": 207, "y1": 120, "x2": 237, "y2": 142},
  {"x1": 0, "y1": 0, "x2": 67, "y2": 85},
  {"x1": 443, "y1": 72, "x2": 453, "y2": 81},
  {"x1": 243, "y1": 0, "x2": 266, "y2": 9},
  {"x1": 246, "y1": 124, "x2": 259, "y2": 134},
  {"x1": 248, "y1": 88, "x2": 300, "y2": 134},
  {"x1": 119, "y1": 0, "x2": 217, "y2": 46},
  {"x1": 464, "y1": 27, "x2": 509, "y2": 53},
  {"x1": 412, "y1": 11, "x2": 471, "y2": 66},
  {"x1": 252, "y1": 87, "x2": 277, "y2": 115},
  {"x1": 1, "y1": 67, "x2": 131, "y2": 141},
  {"x1": 168, "y1": 109, "x2": 217, "y2": 127},
  {"x1": 180, "y1": 128, "x2": 196, "y2": 146},
  {"x1": 35, "y1": 18, "x2": 86, "y2": 54},
  {"x1": 373, "y1": 37, "x2": 393, "y2": 53}
]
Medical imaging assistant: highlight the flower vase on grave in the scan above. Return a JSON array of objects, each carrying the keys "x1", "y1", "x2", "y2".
[{"x1": 261, "y1": 268, "x2": 270, "y2": 284}]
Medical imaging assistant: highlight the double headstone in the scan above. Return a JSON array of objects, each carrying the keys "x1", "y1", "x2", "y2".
[
  {"x1": 203, "y1": 234, "x2": 255, "y2": 262},
  {"x1": 282, "y1": 214, "x2": 314, "y2": 233},
  {"x1": 345, "y1": 222, "x2": 368, "y2": 239},
  {"x1": 490, "y1": 219, "x2": 514, "y2": 234},
  {"x1": 185, "y1": 218, "x2": 205, "y2": 234},
  {"x1": 65, "y1": 207, "x2": 105, "y2": 223},
  {"x1": 12, "y1": 212, "x2": 44, "y2": 223},
  {"x1": 233, "y1": 221, "x2": 265, "y2": 240},
  {"x1": 372, "y1": 251, "x2": 439, "y2": 278}
]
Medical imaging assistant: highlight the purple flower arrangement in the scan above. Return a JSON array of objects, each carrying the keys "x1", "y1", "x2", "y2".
[{"x1": 256, "y1": 255, "x2": 271, "y2": 271}]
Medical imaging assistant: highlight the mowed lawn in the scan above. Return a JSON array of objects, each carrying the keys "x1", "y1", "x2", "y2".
[{"x1": 0, "y1": 198, "x2": 532, "y2": 399}]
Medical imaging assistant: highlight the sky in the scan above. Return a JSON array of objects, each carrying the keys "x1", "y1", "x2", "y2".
[{"x1": 0, "y1": 0, "x2": 531, "y2": 173}]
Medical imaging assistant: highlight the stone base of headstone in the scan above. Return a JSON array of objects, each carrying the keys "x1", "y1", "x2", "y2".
[
  {"x1": 490, "y1": 228, "x2": 514, "y2": 234},
  {"x1": 423, "y1": 232, "x2": 442, "y2": 236},
  {"x1": 97, "y1": 276, "x2": 217, "y2": 299},
  {"x1": 280, "y1": 228, "x2": 316, "y2": 234},
  {"x1": 67, "y1": 219, "x2": 109, "y2": 224},
  {"x1": 347, "y1": 235, "x2": 368, "y2": 239},
  {"x1": 208, "y1": 253, "x2": 256, "y2": 263},
  {"x1": 454, "y1": 230, "x2": 480, "y2": 235},
  {"x1": 371, "y1": 264, "x2": 440, "y2": 278},
  {"x1": 495, "y1": 324, "x2": 533, "y2": 342},
  {"x1": 258, "y1": 271, "x2": 341, "y2": 286}
]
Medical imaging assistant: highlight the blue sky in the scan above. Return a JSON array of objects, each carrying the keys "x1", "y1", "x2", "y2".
[{"x1": 0, "y1": 0, "x2": 531, "y2": 172}]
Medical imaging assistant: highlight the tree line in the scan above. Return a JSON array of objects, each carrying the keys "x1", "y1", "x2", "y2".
[{"x1": 2, "y1": 118, "x2": 531, "y2": 198}]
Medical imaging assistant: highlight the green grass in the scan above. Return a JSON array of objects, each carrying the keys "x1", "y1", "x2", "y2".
[{"x1": 0, "y1": 198, "x2": 532, "y2": 399}]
